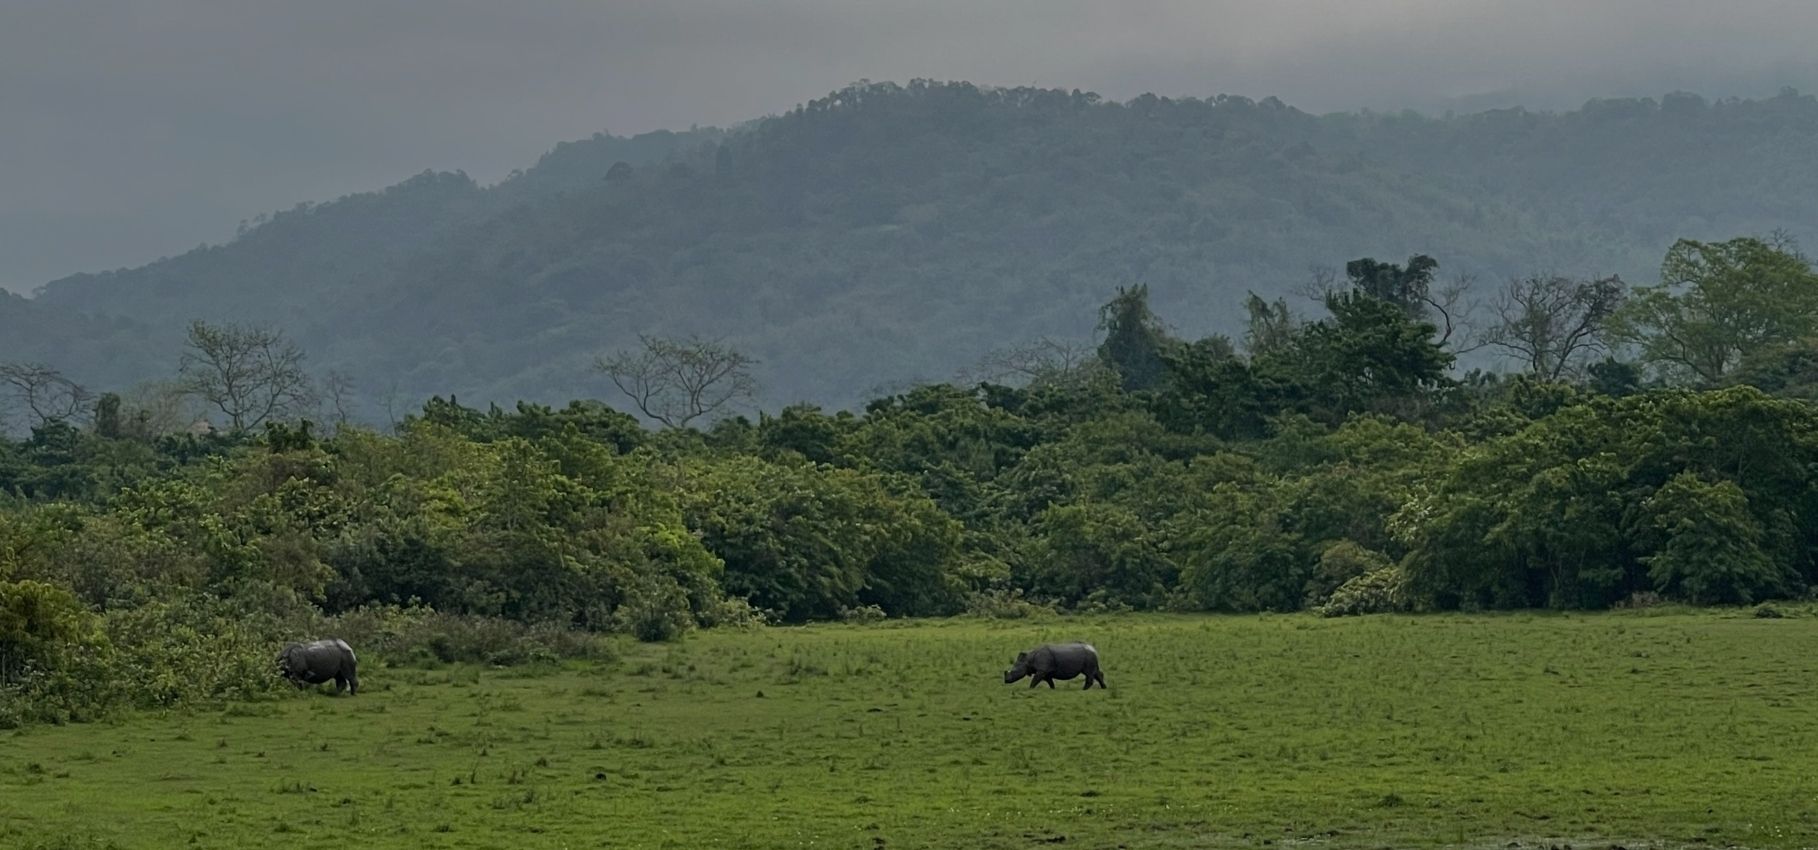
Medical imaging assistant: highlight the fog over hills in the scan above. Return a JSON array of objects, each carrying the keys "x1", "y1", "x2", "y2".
[{"x1": 7, "y1": 81, "x2": 1818, "y2": 419}]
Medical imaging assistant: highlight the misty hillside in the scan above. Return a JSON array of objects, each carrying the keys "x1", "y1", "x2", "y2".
[{"x1": 9, "y1": 81, "x2": 1818, "y2": 419}]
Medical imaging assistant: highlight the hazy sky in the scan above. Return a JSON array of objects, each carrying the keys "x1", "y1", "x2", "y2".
[{"x1": 6, "y1": 0, "x2": 1818, "y2": 290}]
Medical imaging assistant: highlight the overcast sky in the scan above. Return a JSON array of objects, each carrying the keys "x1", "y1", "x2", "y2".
[{"x1": 6, "y1": 0, "x2": 1818, "y2": 291}]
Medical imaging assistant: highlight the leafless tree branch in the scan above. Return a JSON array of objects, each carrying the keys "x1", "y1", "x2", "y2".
[
  {"x1": 0, "y1": 362, "x2": 91, "y2": 429},
  {"x1": 177, "y1": 320, "x2": 316, "y2": 432},
  {"x1": 594, "y1": 334, "x2": 758, "y2": 428}
]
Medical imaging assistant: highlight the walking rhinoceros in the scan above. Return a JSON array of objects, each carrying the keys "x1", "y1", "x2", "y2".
[{"x1": 1003, "y1": 642, "x2": 1106, "y2": 690}]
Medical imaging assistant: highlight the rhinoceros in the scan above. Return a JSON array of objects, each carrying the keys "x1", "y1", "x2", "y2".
[
  {"x1": 1004, "y1": 642, "x2": 1106, "y2": 690},
  {"x1": 277, "y1": 639, "x2": 359, "y2": 695}
]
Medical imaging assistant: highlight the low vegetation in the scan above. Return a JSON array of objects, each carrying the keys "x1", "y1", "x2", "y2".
[{"x1": 4, "y1": 612, "x2": 1815, "y2": 849}]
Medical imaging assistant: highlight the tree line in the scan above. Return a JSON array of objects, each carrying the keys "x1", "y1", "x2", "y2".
[{"x1": 3, "y1": 233, "x2": 1817, "y2": 723}]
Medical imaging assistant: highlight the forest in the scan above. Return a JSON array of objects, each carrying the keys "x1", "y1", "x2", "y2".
[
  {"x1": 4, "y1": 231, "x2": 1816, "y2": 725},
  {"x1": 9, "y1": 81, "x2": 1818, "y2": 413}
]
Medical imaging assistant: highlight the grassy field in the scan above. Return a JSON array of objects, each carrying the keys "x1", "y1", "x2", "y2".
[{"x1": 3, "y1": 611, "x2": 1817, "y2": 849}]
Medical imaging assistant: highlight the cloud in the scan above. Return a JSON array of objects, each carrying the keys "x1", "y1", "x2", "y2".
[{"x1": 4, "y1": 0, "x2": 1817, "y2": 287}]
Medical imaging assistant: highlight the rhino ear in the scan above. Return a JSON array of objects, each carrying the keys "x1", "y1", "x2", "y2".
[{"x1": 1015, "y1": 651, "x2": 1027, "y2": 662}]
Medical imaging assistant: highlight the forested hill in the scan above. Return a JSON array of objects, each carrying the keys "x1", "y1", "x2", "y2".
[{"x1": 9, "y1": 81, "x2": 1818, "y2": 418}]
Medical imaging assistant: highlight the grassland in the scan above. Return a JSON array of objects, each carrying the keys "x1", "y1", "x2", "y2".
[{"x1": 3, "y1": 611, "x2": 1816, "y2": 849}]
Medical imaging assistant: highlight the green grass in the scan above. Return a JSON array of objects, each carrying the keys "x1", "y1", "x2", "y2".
[{"x1": 3, "y1": 611, "x2": 1816, "y2": 849}]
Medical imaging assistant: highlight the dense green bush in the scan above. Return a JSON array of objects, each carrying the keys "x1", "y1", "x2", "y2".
[
  {"x1": 1318, "y1": 567, "x2": 1411, "y2": 617},
  {"x1": 1305, "y1": 541, "x2": 1394, "y2": 608}
]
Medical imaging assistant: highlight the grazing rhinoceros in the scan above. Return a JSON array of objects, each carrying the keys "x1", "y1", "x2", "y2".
[
  {"x1": 277, "y1": 639, "x2": 359, "y2": 695},
  {"x1": 1004, "y1": 642, "x2": 1106, "y2": 690}
]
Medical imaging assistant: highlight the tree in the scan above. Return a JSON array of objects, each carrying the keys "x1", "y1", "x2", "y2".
[
  {"x1": 1342, "y1": 255, "x2": 1469, "y2": 345},
  {"x1": 321, "y1": 370, "x2": 357, "y2": 431},
  {"x1": 1638, "y1": 472, "x2": 1789, "y2": 605},
  {"x1": 1347, "y1": 255, "x2": 1438, "y2": 316},
  {"x1": 177, "y1": 320, "x2": 316, "y2": 432},
  {"x1": 0, "y1": 363, "x2": 91, "y2": 429},
  {"x1": 1270, "y1": 291, "x2": 1455, "y2": 422},
  {"x1": 1096, "y1": 284, "x2": 1175, "y2": 392},
  {"x1": 1240, "y1": 292, "x2": 1295, "y2": 359},
  {"x1": 964, "y1": 337, "x2": 1102, "y2": 388},
  {"x1": 1478, "y1": 274, "x2": 1626, "y2": 380},
  {"x1": 92, "y1": 393, "x2": 124, "y2": 439},
  {"x1": 595, "y1": 335, "x2": 758, "y2": 428},
  {"x1": 1613, "y1": 235, "x2": 1818, "y2": 383},
  {"x1": 120, "y1": 381, "x2": 193, "y2": 437}
]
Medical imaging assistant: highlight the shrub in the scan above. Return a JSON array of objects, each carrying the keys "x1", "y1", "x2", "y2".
[
  {"x1": 612, "y1": 574, "x2": 693, "y2": 643},
  {"x1": 322, "y1": 604, "x2": 617, "y2": 666},
  {"x1": 1304, "y1": 540, "x2": 1393, "y2": 608},
  {"x1": 1318, "y1": 567, "x2": 1410, "y2": 617},
  {"x1": 962, "y1": 588, "x2": 1055, "y2": 620},
  {"x1": 101, "y1": 596, "x2": 290, "y2": 707},
  {"x1": 1638, "y1": 472, "x2": 1791, "y2": 605},
  {"x1": 1, "y1": 580, "x2": 102, "y2": 686},
  {"x1": 1614, "y1": 590, "x2": 1666, "y2": 610},
  {"x1": 696, "y1": 596, "x2": 770, "y2": 630}
]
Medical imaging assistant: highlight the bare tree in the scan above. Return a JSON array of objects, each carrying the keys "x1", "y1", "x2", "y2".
[
  {"x1": 594, "y1": 334, "x2": 758, "y2": 428},
  {"x1": 0, "y1": 362, "x2": 91, "y2": 428},
  {"x1": 1425, "y1": 272, "x2": 1477, "y2": 348},
  {"x1": 177, "y1": 320, "x2": 316, "y2": 432},
  {"x1": 1294, "y1": 265, "x2": 1343, "y2": 305},
  {"x1": 122, "y1": 380, "x2": 195, "y2": 437},
  {"x1": 961, "y1": 336, "x2": 1102, "y2": 387},
  {"x1": 1477, "y1": 274, "x2": 1626, "y2": 380},
  {"x1": 380, "y1": 378, "x2": 405, "y2": 433},
  {"x1": 322, "y1": 369, "x2": 357, "y2": 431}
]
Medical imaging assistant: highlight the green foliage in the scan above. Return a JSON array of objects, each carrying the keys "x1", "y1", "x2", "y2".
[
  {"x1": 1399, "y1": 388, "x2": 1818, "y2": 610},
  {"x1": 1271, "y1": 291, "x2": 1455, "y2": 423},
  {"x1": 1305, "y1": 540, "x2": 1394, "y2": 608},
  {"x1": 679, "y1": 455, "x2": 962, "y2": 621},
  {"x1": 1096, "y1": 284, "x2": 1175, "y2": 392},
  {"x1": 0, "y1": 580, "x2": 102, "y2": 686},
  {"x1": 1615, "y1": 235, "x2": 1818, "y2": 383},
  {"x1": 1176, "y1": 485, "x2": 1310, "y2": 612},
  {"x1": 1029, "y1": 502, "x2": 1175, "y2": 610},
  {"x1": 98, "y1": 594, "x2": 293, "y2": 708},
  {"x1": 1345, "y1": 254, "x2": 1439, "y2": 318},
  {"x1": 1637, "y1": 472, "x2": 1789, "y2": 605},
  {"x1": 1317, "y1": 565, "x2": 1410, "y2": 617}
]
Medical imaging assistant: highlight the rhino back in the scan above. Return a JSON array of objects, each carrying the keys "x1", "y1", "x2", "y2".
[
  {"x1": 1034, "y1": 642, "x2": 1098, "y2": 676},
  {"x1": 297, "y1": 641, "x2": 351, "y2": 676}
]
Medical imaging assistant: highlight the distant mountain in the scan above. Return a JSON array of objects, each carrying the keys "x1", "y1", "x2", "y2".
[{"x1": 9, "y1": 81, "x2": 1818, "y2": 421}]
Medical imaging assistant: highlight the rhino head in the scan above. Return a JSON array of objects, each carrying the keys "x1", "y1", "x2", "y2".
[{"x1": 1003, "y1": 651, "x2": 1030, "y2": 684}]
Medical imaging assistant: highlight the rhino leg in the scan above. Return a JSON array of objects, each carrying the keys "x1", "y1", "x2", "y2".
[
  {"x1": 1094, "y1": 670, "x2": 1107, "y2": 689},
  {"x1": 1028, "y1": 675, "x2": 1041, "y2": 689},
  {"x1": 1045, "y1": 676, "x2": 1056, "y2": 689}
]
